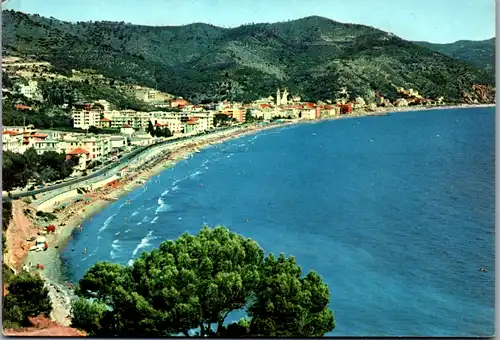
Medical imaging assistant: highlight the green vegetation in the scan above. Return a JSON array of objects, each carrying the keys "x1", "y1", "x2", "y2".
[
  {"x1": 2, "y1": 147, "x2": 78, "y2": 191},
  {"x1": 35, "y1": 210, "x2": 57, "y2": 221},
  {"x1": 2, "y1": 201, "x2": 13, "y2": 253},
  {"x1": 2, "y1": 264, "x2": 16, "y2": 284},
  {"x1": 87, "y1": 126, "x2": 121, "y2": 135},
  {"x1": 2, "y1": 77, "x2": 157, "y2": 129},
  {"x1": 146, "y1": 121, "x2": 173, "y2": 137},
  {"x1": 413, "y1": 38, "x2": 495, "y2": 75},
  {"x1": 3, "y1": 272, "x2": 53, "y2": 328},
  {"x1": 39, "y1": 79, "x2": 156, "y2": 112},
  {"x1": 245, "y1": 109, "x2": 255, "y2": 123},
  {"x1": 2, "y1": 96, "x2": 74, "y2": 129},
  {"x1": 214, "y1": 113, "x2": 233, "y2": 126},
  {"x1": 2, "y1": 11, "x2": 494, "y2": 104},
  {"x1": 71, "y1": 226, "x2": 335, "y2": 337}
]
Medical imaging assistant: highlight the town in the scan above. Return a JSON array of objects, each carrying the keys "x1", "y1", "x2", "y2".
[{"x1": 2, "y1": 56, "x2": 447, "y2": 193}]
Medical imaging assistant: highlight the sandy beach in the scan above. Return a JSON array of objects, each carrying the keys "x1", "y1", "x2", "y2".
[
  {"x1": 6, "y1": 102, "x2": 495, "y2": 326},
  {"x1": 9, "y1": 120, "x2": 296, "y2": 325}
]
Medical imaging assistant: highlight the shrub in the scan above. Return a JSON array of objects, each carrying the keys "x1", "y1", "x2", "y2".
[{"x1": 3, "y1": 272, "x2": 53, "y2": 326}]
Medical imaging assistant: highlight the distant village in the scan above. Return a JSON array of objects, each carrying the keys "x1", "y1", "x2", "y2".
[{"x1": 2, "y1": 56, "x2": 446, "y2": 179}]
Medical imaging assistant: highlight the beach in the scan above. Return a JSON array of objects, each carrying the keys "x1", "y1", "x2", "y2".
[
  {"x1": 9, "y1": 119, "x2": 298, "y2": 325},
  {"x1": 6, "y1": 102, "x2": 495, "y2": 326}
]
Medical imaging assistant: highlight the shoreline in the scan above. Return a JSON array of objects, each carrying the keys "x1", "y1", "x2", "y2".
[{"x1": 12, "y1": 102, "x2": 495, "y2": 326}]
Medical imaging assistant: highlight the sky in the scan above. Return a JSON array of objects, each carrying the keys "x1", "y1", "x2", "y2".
[{"x1": 2, "y1": 0, "x2": 496, "y2": 43}]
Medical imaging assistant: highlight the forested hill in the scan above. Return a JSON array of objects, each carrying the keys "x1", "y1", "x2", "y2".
[
  {"x1": 2, "y1": 10, "x2": 494, "y2": 103},
  {"x1": 413, "y1": 38, "x2": 495, "y2": 75}
]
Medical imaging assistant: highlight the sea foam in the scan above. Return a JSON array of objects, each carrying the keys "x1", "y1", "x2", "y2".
[
  {"x1": 131, "y1": 230, "x2": 155, "y2": 258},
  {"x1": 98, "y1": 214, "x2": 116, "y2": 233}
]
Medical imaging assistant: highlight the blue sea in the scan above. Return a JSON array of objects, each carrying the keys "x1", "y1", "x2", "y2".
[{"x1": 61, "y1": 107, "x2": 495, "y2": 336}]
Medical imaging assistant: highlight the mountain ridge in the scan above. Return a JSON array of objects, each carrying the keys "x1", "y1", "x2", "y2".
[
  {"x1": 2, "y1": 10, "x2": 495, "y2": 104},
  {"x1": 413, "y1": 38, "x2": 495, "y2": 73}
]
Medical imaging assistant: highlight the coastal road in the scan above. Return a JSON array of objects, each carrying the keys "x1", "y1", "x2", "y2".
[{"x1": 3, "y1": 126, "x2": 243, "y2": 204}]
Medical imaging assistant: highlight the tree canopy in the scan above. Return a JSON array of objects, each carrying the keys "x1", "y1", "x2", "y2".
[
  {"x1": 2, "y1": 148, "x2": 78, "y2": 191},
  {"x1": 71, "y1": 226, "x2": 335, "y2": 337},
  {"x1": 3, "y1": 272, "x2": 53, "y2": 328}
]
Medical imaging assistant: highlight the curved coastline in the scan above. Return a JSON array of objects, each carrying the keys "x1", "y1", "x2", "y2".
[{"x1": 16, "y1": 102, "x2": 495, "y2": 325}]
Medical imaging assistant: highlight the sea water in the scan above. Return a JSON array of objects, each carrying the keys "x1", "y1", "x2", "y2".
[{"x1": 61, "y1": 107, "x2": 495, "y2": 336}]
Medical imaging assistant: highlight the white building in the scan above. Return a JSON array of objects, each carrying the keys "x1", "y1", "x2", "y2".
[
  {"x1": 15, "y1": 80, "x2": 43, "y2": 101},
  {"x1": 33, "y1": 138, "x2": 59, "y2": 155},
  {"x1": 2, "y1": 130, "x2": 24, "y2": 153},
  {"x1": 72, "y1": 109, "x2": 101, "y2": 130},
  {"x1": 130, "y1": 132, "x2": 155, "y2": 146},
  {"x1": 110, "y1": 135, "x2": 128, "y2": 153},
  {"x1": 3, "y1": 125, "x2": 35, "y2": 134},
  {"x1": 120, "y1": 124, "x2": 135, "y2": 135},
  {"x1": 81, "y1": 136, "x2": 112, "y2": 162}
]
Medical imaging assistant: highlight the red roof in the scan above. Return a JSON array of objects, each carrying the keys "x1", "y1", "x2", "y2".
[
  {"x1": 2, "y1": 130, "x2": 21, "y2": 135},
  {"x1": 15, "y1": 104, "x2": 31, "y2": 110},
  {"x1": 304, "y1": 103, "x2": 316, "y2": 108},
  {"x1": 260, "y1": 104, "x2": 271, "y2": 109},
  {"x1": 99, "y1": 117, "x2": 111, "y2": 122},
  {"x1": 186, "y1": 121, "x2": 198, "y2": 125},
  {"x1": 123, "y1": 124, "x2": 132, "y2": 128},
  {"x1": 32, "y1": 133, "x2": 48, "y2": 138},
  {"x1": 67, "y1": 148, "x2": 89, "y2": 155},
  {"x1": 154, "y1": 123, "x2": 167, "y2": 127}
]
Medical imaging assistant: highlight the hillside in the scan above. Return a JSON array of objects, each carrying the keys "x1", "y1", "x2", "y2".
[
  {"x1": 1, "y1": 59, "x2": 175, "y2": 128},
  {"x1": 414, "y1": 38, "x2": 495, "y2": 74},
  {"x1": 2, "y1": 10, "x2": 495, "y2": 103}
]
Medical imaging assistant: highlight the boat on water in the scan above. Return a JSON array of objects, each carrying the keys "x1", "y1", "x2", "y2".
[{"x1": 195, "y1": 149, "x2": 201, "y2": 153}]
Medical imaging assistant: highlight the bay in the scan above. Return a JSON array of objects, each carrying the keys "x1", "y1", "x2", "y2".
[{"x1": 61, "y1": 107, "x2": 495, "y2": 336}]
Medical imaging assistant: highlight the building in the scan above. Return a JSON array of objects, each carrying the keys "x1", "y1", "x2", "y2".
[
  {"x1": 98, "y1": 117, "x2": 112, "y2": 129},
  {"x1": 2, "y1": 130, "x2": 24, "y2": 153},
  {"x1": 22, "y1": 131, "x2": 49, "y2": 150},
  {"x1": 275, "y1": 88, "x2": 289, "y2": 106},
  {"x1": 338, "y1": 103, "x2": 353, "y2": 114},
  {"x1": 301, "y1": 109, "x2": 316, "y2": 120},
  {"x1": 130, "y1": 132, "x2": 155, "y2": 146},
  {"x1": 319, "y1": 105, "x2": 340, "y2": 118},
  {"x1": 15, "y1": 80, "x2": 43, "y2": 101},
  {"x1": 191, "y1": 112, "x2": 214, "y2": 131},
  {"x1": 185, "y1": 120, "x2": 198, "y2": 134},
  {"x1": 15, "y1": 104, "x2": 32, "y2": 111},
  {"x1": 170, "y1": 98, "x2": 189, "y2": 108},
  {"x1": 3, "y1": 125, "x2": 35, "y2": 134},
  {"x1": 110, "y1": 135, "x2": 128, "y2": 154},
  {"x1": 66, "y1": 148, "x2": 91, "y2": 171},
  {"x1": 33, "y1": 137, "x2": 59, "y2": 155},
  {"x1": 72, "y1": 103, "x2": 103, "y2": 130},
  {"x1": 120, "y1": 124, "x2": 135, "y2": 135},
  {"x1": 81, "y1": 136, "x2": 112, "y2": 162},
  {"x1": 218, "y1": 107, "x2": 245, "y2": 123}
]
